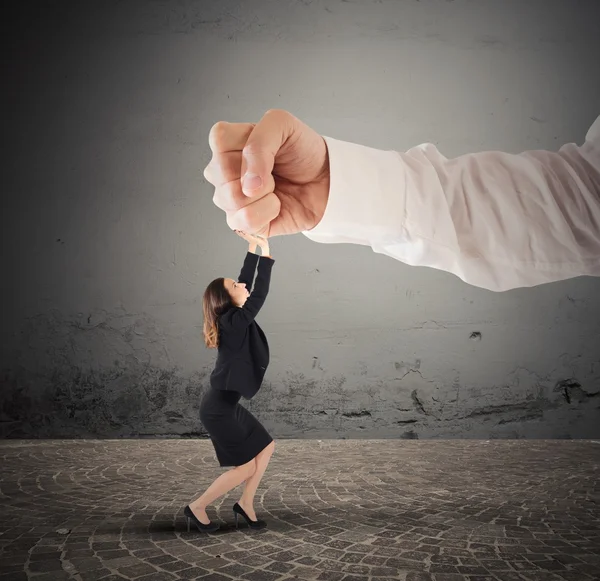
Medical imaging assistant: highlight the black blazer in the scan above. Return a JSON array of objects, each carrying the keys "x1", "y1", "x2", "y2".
[{"x1": 209, "y1": 251, "x2": 275, "y2": 399}]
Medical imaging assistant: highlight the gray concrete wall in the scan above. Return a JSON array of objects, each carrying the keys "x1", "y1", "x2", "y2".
[{"x1": 2, "y1": 0, "x2": 599, "y2": 439}]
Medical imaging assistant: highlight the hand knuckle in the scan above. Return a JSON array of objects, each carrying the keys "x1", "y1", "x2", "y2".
[
  {"x1": 227, "y1": 211, "x2": 250, "y2": 232},
  {"x1": 226, "y1": 182, "x2": 245, "y2": 209},
  {"x1": 225, "y1": 213, "x2": 237, "y2": 230},
  {"x1": 208, "y1": 121, "x2": 228, "y2": 150},
  {"x1": 264, "y1": 108, "x2": 284, "y2": 119},
  {"x1": 242, "y1": 142, "x2": 263, "y2": 157},
  {"x1": 212, "y1": 190, "x2": 224, "y2": 209},
  {"x1": 237, "y1": 206, "x2": 254, "y2": 231}
]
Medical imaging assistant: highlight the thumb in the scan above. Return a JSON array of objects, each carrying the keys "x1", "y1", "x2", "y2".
[{"x1": 240, "y1": 109, "x2": 295, "y2": 197}]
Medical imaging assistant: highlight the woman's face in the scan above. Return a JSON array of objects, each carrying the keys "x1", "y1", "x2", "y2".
[{"x1": 224, "y1": 278, "x2": 249, "y2": 307}]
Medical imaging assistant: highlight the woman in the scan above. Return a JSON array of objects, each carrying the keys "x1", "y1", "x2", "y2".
[{"x1": 184, "y1": 230, "x2": 276, "y2": 533}]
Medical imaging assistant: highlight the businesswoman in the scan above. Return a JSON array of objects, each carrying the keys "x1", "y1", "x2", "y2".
[{"x1": 184, "y1": 230, "x2": 275, "y2": 532}]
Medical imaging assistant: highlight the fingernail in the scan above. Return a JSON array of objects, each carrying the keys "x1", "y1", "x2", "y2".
[{"x1": 242, "y1": 173, "x2": 262, "y2": 192}]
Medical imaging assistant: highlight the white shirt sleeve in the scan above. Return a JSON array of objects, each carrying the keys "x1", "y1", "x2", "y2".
[{"x1": 302, "y1": 115, "x2": 600, "y2": 292}]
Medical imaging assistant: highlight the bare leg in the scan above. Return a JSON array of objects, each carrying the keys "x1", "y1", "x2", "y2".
[
  {"x1": 238, "y1": 441, "x2": 275, "y2": 520},
  {"x1": 189, "y1": 460, "x2": 256, "y2": 524}
]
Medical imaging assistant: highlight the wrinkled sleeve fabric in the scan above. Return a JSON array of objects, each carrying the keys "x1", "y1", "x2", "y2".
[
  {"x1": 303, "y1": 115, "x2": 600, "y2": 292},
  {"x1": 228, "y1": 256, "x2": 275, "y2": 328},
  {"x1": 237, "y1": 251, "x2": 259, "y2": 291}
]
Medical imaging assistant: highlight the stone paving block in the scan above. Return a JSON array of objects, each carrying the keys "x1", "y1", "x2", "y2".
[
  {"x1": 146, "y1": 555, "x2": 179, "y2": 566},
  {"x1": 316, "y1": 571, "x2": 346, "y2": 581},
  {"x1": 517, "y1": 574, "x2": 565, "y2": 581},
  {"x1": 28, "y1": 559, "x2": 65, "y2": 572},
  {"x1": 0, "y1": 561, "x2": 25, "y2": 574},
  {"x1": 340, "y1": 563, "x2": 371, "y2": 575},
  {"x1": 405, "y1": 573, "x2": 435, "y2": 581},
  {"x1": 192, "y1": 557, "x2": 225, "y2": 569},
  {"x1": 339, "y1": 552, "x2": 364, "y2": 564},
  {"x1": 29, "y1": 550, "x2": 63, "y2": 561},
  {"x1": 77, "y1": 568, "x2": 114, "y2": 581},
  {"x1": 28, "y1": 573, "x2": 73, "y2": 581},
  {"x1": 117, "y1": 562, "x2": 160, "y2": 577},
  {"x1": 288, "y1": 563, "x2": 323, "y2": 578},
  {"x1": 241, "y1": 569, "x2": 282, "y2": 581},
  {"x1": 175, "y1": 566, "x2": 211, "y2": 579},
  {"x1": 162, "y1": 560, "x2": 201, "y2": 572},
  {"x1": 0, "y1": 574, "x2": 28, "y2": 581},
  {"x1": 490, "y1": 574, "x2": 528, "y2": 581},
  {"x1": 429, "y1": 563, "x2": 461, "y2": 574},
  {"x1": 457, "y1": 565, "x2": 492, "y2": 575},
  {"x1": 103, "y1": 556, "x2": 143, "y2": 568},
  {"x1": 266, "y1": 561, "x2": 296, "y2": 573},
  {"x1": 135, "y1": 572, "x2": 179, "y2": 580},
  {"x1": 297, "y1": 556, "x2": 323, "y2": 566}
]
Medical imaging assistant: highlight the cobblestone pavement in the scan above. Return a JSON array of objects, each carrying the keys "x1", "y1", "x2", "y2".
[{"x1": 0, "y1": 440, "x2": 599, "y2": 581}]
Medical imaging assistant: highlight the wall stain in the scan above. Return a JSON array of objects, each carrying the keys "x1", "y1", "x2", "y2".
[
  {"x1": 555, "y1": 378, "x2": 596, "y2": 404},
  {"x1": 341, "y1": 410, "x2": 372, "y2": 418}
]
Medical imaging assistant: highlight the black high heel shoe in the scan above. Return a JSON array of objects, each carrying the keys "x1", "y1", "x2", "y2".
[
  {"x1": 184, "y1": 505, "x2": 219, "y2": 533},
  {"x1": 232, "y1": 502, "x2": 267, "y2": 529}
]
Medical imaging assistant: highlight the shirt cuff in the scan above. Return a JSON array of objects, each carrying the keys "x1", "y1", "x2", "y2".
[{"x1": 302, "y1": 135, "x2": 409, "y2": 247}]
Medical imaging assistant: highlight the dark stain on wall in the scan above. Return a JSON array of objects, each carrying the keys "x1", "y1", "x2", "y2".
[
  {"x1": 555, "y1": 378, "x2": 596, "y2": 405},
  {"x1": 1, "y1": 363, "x2": 211, "y2": 438}
]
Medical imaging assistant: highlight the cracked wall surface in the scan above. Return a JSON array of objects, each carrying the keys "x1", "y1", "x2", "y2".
[{"x1": 2, "y1": 0, "x2": 600, "y2": 439}]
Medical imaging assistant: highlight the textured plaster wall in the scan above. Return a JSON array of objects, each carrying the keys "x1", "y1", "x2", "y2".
[{"x1": 2, "y1": 0, "x2": 600, "y2": 439}]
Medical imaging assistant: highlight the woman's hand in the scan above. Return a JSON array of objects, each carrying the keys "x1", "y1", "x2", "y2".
[
  {"x1": 235, "y1": 230, "x2": 270, "y2": 256},
  {"x1": 235, "y1": 229, "x2": 265, "y2": 246}
]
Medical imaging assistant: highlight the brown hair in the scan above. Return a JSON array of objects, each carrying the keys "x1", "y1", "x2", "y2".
[{"x1": 202, "y1": 278, "x2": 233, "y2": 348}]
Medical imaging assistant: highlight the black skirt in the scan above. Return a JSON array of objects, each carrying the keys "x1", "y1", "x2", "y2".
[{"x1": 199, "y1": 387, "x2": 273, "y2": 467}]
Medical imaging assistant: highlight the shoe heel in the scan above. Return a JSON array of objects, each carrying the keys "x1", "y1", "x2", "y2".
[
  {"x1": 234, "y1": 512, "x2": 239, "y2": 529},
  {"x1": 186, "y1": 517, "x2": 190, "y2": 532}
]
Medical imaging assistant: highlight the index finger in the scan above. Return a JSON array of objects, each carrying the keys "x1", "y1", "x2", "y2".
[{"x1": 208, "y1": 121, "x2": 256, "y2": 153}]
